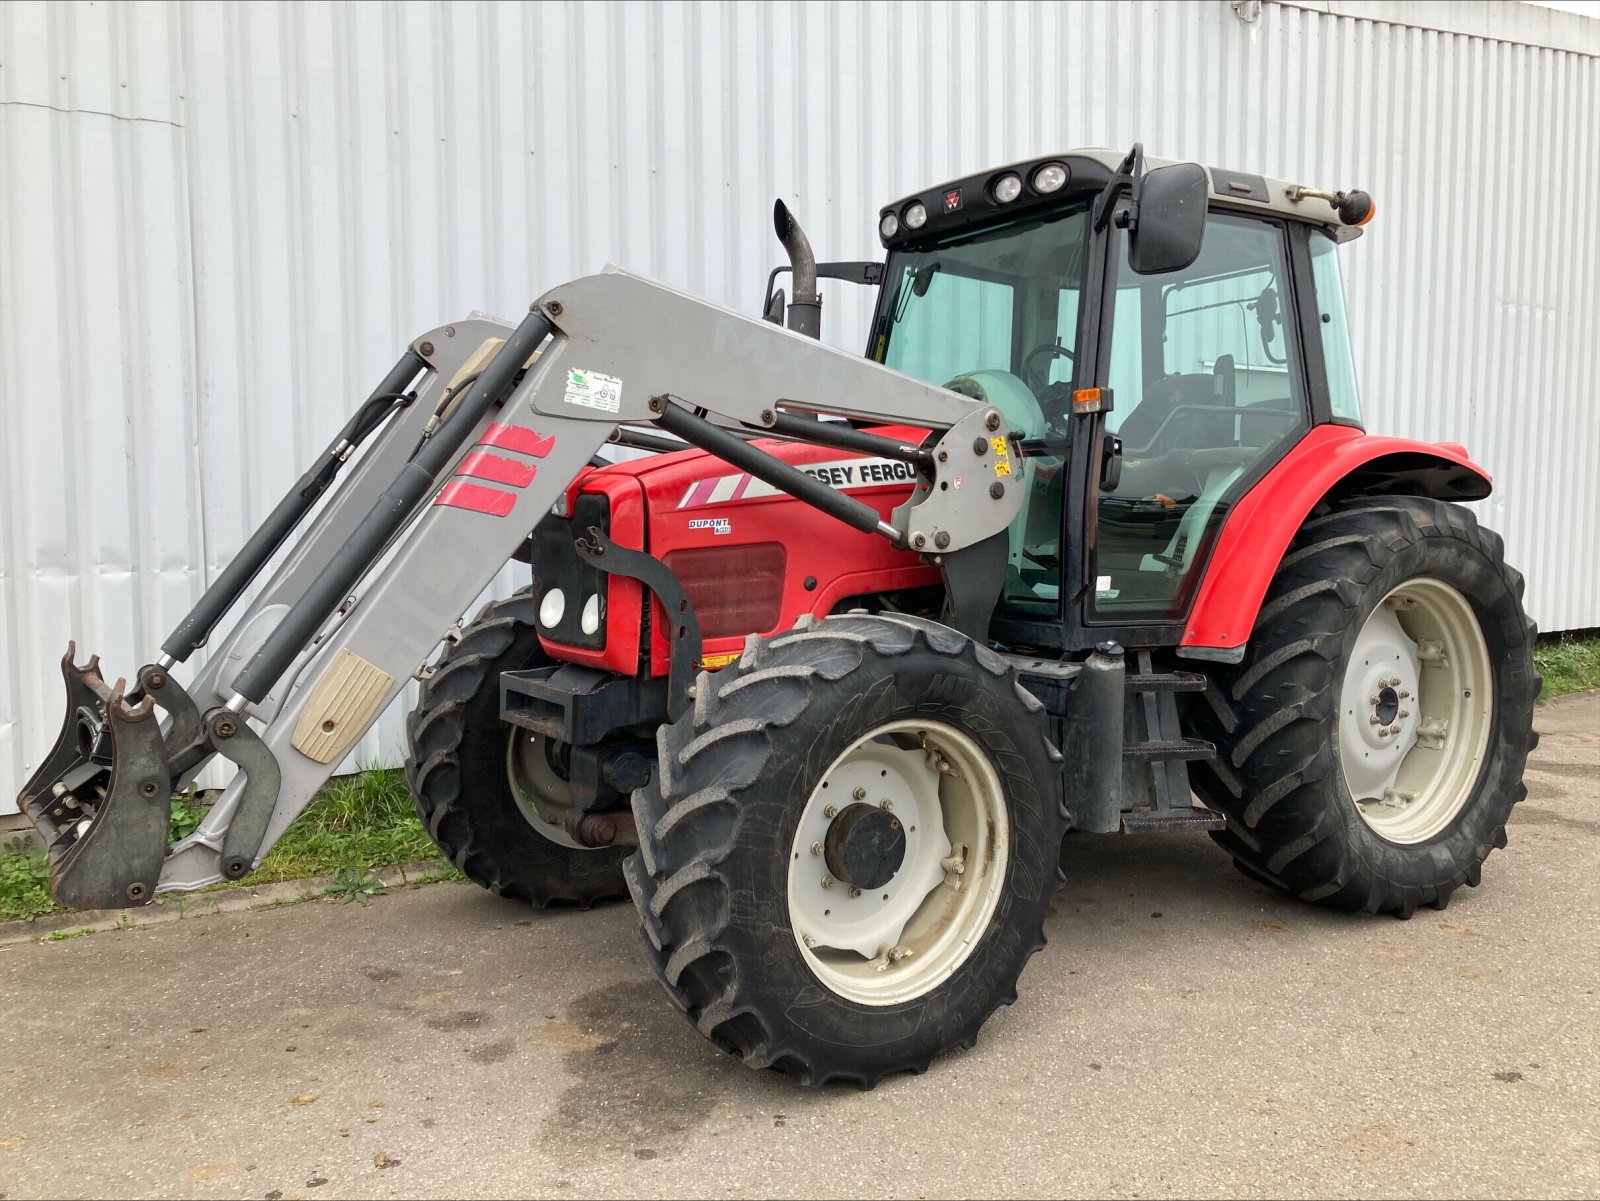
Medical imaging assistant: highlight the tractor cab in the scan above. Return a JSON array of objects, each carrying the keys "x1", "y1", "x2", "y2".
[{"x1": 869, "y1": 146, "x2": 1371, "y2": 652}]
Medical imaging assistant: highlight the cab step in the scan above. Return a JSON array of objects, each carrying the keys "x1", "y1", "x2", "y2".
[
  {"x1": 1124, "y1": 669, "x2": 1208, "y2": 693},
  {"x1": 1121, "y1": 737, "x2": 1215, "y2": 763},
  {"x1": 1121, "y1": 806, "x2": 1227, "y2": 834}
]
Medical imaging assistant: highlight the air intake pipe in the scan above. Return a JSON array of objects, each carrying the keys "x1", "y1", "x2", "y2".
[{"x1": 773, "y1": 199, "x2": 821, "y2": 339}]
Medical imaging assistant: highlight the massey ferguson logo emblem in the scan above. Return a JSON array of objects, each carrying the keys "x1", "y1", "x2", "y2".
[
  {"x1": 943, "y1": 188, "x2": 962, "y2": 212},
  {"x1": 678, "y1": 457, "x2": 919, "y2": 510}
]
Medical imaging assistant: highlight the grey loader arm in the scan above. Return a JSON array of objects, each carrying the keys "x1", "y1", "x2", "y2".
[{"x1": 26, "y1": 265, "x2": 1022, "y2": 901}]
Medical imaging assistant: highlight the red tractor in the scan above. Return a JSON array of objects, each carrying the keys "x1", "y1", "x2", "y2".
[{"x1": 20, "y1": 146, "x2": 1538, "y2": 1087}]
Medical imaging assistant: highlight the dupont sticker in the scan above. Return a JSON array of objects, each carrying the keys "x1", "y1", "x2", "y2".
[
  {"x1": 688, "y1": 516, "x2": 733, "y2": 535},
  {"x1": 564, "y1": 368, "x2": 622, "y2": 413}
]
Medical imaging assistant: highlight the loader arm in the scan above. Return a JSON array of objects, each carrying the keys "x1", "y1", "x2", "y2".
[{"x1": 18, "y1": 266, "x2": 1023, "y2": 907}]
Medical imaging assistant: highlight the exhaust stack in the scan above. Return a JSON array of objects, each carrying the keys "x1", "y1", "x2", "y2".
[{"x1": 773, "y1": 199, "x2": 821, "y2": 339}]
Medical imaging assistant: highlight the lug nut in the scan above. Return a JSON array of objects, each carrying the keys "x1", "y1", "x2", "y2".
[
  {"x1": 1398, "y1": 709, "x2": 1410, "y2": 719},
  {"x1": 1370, "y1": 695, "x2": 1380, "y2": 705},
  {"x1": 848, "y1": 887, "x2": 863, "y2": 899},
  {"x1": 880, "y1": 799, "x2": 893, "y2": 811},
  {"x1": 1369, "y1": 715, "x2": 1381, "y2": 725},
  {"x1": 821, "y1": 876, "x2": 836, "y2": 890},
  {"x1": 824, "y1": 805, "x2": 838, "y2": 819},
  {"x1": 803, "y1": 934, "x2": 817, "y2": 948},
  {"x1": 853, "y1": 787, "x2": 866, "y2": 800},
  {"x1": 973, "y1": 437, "x2": 988, "y2": 455},
  {"x1": 810, "y1": 841, "x2": 823, "y2": 856}
]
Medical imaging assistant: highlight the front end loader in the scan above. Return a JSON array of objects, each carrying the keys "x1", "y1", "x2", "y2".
[{"x1": 18, "y1": 146, "x2": 1538, "y2": 1087}]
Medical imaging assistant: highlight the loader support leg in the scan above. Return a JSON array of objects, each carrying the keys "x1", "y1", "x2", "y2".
[{"x1": 210, "y1": 709, "x2": 285, "y2": 879}]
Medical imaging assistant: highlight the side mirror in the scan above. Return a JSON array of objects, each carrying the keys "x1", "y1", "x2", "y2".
[
  {"x1": 764, "y1": 286, "x2": 786, "y2": 325},
  {"x1": 1129, "y1": 162, "x2": 1208, "y2": 275}
]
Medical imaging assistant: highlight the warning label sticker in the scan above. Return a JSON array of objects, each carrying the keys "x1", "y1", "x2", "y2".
[{"x1": 564, "y1": 368, "x2": 622, "y2": 413}]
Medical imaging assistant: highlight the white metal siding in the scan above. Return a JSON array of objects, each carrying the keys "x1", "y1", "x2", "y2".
[{"x1": 2, "y1": 0, "x2": 1596, "y2": 807}]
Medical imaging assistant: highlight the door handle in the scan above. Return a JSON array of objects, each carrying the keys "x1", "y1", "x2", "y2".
[{"x1": 1100, "y1": 434, "x2": 1123, "y2": 492}]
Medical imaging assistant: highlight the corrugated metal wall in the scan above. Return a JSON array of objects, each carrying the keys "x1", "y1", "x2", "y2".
[{"x1": 2, "y1": 0, "x2": 1596, "y2": 808}]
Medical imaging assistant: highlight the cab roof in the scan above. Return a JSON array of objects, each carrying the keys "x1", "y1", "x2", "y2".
[{"x1": 878, "y1": 146, "x2": 1365, "y2": 251}]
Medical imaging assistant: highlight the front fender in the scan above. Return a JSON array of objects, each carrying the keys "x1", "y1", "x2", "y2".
[{"x1": 1180, "y1": 425, "x2": 1492, "y2": 652}]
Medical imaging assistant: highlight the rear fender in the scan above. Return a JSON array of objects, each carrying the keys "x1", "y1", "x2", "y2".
[{"x1": 1180, "y1": 425, "x2": 1492, "y2": 654}]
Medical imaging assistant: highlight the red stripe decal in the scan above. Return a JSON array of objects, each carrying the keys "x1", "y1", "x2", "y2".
[
  {"x1": 729, "y1": 472, "x2": 754, "y2": 501},
  {"x1": 685, "y1": 478, "x2": 719, "y2": 508},
  {"x1": 457, "y1": 450, "x2": 537, "y2": 488},
  {"x1": 482, "y1": 423, "x2": 555, "y2": 458},
  {"x1": 434, "y1": 480, "x2": 516, "y2": 517}
]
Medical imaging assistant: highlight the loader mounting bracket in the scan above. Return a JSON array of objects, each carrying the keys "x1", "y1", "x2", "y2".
[
  {"x1": 574, "y1": 526, "x2": 702, "y2": 721},
  {"x1": 20, "y1": 648, "x2": 172, "y2": 909}
]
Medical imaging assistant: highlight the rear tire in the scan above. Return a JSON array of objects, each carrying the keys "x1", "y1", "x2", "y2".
[
  {"x1": 626, "y1": 613, "x2": 1067, "y2": 1087},
  {"x1": 405, "y1": 588, "x2": 627, "y2": 907},
  {"x1": 1188, "y1": 497, "x2": 1538, "y2": 918}
]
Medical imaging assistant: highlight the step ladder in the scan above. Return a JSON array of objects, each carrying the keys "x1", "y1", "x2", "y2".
[{"x1": 1119, "y1": 649, "x2": 1226, "y2": 834}]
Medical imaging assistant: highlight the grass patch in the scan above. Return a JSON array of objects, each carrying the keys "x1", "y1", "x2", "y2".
[
  {"x1": 0, "y1": 766, "x2": 442, "y2": 924},
  {"x1": 246, "y1": 766, "x2": 436, "y2": 886},
  {"x1": 1535, "y1": 630, "x2": 1600, "y2": 702}
]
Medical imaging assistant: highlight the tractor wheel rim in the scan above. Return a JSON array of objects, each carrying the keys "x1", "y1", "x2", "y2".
[
  {"x1": 786, "y1": 718, "x2": 1010, "y2": 1006},
  {"x1": 504, "y1": 729, "x2": 594, "y2": 851},
  {"x1": 1338, "y1": 577, "x2": 1494, "y2": 844}
]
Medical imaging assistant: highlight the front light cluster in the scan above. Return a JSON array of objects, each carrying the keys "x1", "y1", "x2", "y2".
[
  {"x1": 540, "y1": 587, "x2": 604, "y2": 635},
  {"x1": 880, "y1": 158, "x2": 1073, "y2": 244}
]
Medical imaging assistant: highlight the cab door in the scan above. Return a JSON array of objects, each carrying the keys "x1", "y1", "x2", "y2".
[{"x1": 1070, "y1": 210, "x2": 1313, "y2": 646}]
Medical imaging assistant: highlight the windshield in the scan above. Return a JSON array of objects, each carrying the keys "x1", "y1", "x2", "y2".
[
  {"x1": 872, "y1": 202, "x2": 1092, "y2": 618},
  {"x1": 874, "y1": 203, "x2": 1092, "y2": 421}
]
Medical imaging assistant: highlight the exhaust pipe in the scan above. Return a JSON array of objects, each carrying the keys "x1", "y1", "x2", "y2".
[{"x1": 773, "y1": 199, "x2": 820, "y2": 339}]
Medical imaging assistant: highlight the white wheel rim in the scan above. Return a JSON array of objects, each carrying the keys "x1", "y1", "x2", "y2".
[
  {"x1": 504, "y1": 729, "x2": 595, "y2": 851},
  {"x1": 1339, "y1": 578, "x2": 1494, "y2": 844},
  {"x1": 786, "y1": 718, "x2": 1010, "y2": 1006}
]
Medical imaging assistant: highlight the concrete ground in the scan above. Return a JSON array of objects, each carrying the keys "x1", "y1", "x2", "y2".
[{"x1": 2, "y1": 694, "x2": 1596, "y2": 1201}]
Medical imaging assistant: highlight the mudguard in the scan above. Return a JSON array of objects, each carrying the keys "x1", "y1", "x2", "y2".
[{"x1": 1181, "y1": 424, "x2": 1493, "y2": 653}]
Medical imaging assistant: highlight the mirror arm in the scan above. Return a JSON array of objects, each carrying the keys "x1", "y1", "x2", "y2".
[{"x1": 1093, "y1": 142, "x2": 1145, "y2": 231}]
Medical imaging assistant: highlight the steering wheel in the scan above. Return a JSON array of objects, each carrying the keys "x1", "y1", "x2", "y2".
[{"x1": 1021, "y1": 341, "x2": 1076, "y2": 394}]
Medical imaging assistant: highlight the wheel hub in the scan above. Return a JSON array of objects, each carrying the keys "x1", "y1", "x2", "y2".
[
  {"x1": 823, "y1": 803, "x2": 907, "y2": 891},
  {"x1": 1338, "y1": 578, "x2": 1494, "y2": 844},
  {"x1": 786, "y1": 719, "x2": 1010, "y2": 1006},
  {"x1": 504, "y1": 729, "x2": 596, "y2": 852}
]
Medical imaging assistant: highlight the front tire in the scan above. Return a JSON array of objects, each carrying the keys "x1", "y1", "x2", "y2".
[
  {"x1": 405, "y1": 588, "x2": 627, "y2": 907},
  {"x1": 1188, "y1": 497, "x2": 1539, "y2": 918},
  {"x1": 626, "y1": 613, "x2": 1067, "y2": 1087}
]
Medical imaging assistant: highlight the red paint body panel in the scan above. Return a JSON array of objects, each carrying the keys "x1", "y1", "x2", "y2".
[
  {"x1": 536, "y1": 469, "x2": 649, "y2": 670},
  {"x1": 539, "y1": 427, "x2": 937, "y2": 676},
  {"x1": 1180, "y1": 425, "x2": 1493, "y2": 650}
]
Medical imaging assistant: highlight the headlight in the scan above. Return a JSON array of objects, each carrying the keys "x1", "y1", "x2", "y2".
[
  {"x1": 580, "y1": 593, "x2": 601, "y2": 636},
  {"x1": 992, "y1": 173, "x2": 1023, "y2": 204},
  {"x1": 1032, "y1": 163, "x2": 1068, "y2": 193},
  {"x1": 904, "y1": 202, "x2": 928, "y2": 230},
  {"x1": 879, "y1": 211, "x2": 899, "y2": 239},
  {"x1": 539, "y1": 588, "x2": 566, "y2": 628}
]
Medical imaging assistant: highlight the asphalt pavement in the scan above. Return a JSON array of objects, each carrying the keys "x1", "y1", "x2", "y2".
[{"x1": 2, "y1": 692, "x2": 1597, "y2": 1200}]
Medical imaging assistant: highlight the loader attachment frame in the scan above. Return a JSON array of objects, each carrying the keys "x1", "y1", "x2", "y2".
[{"x1": 18, "y1": 268, "x2": 1024, "y2": 908}]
